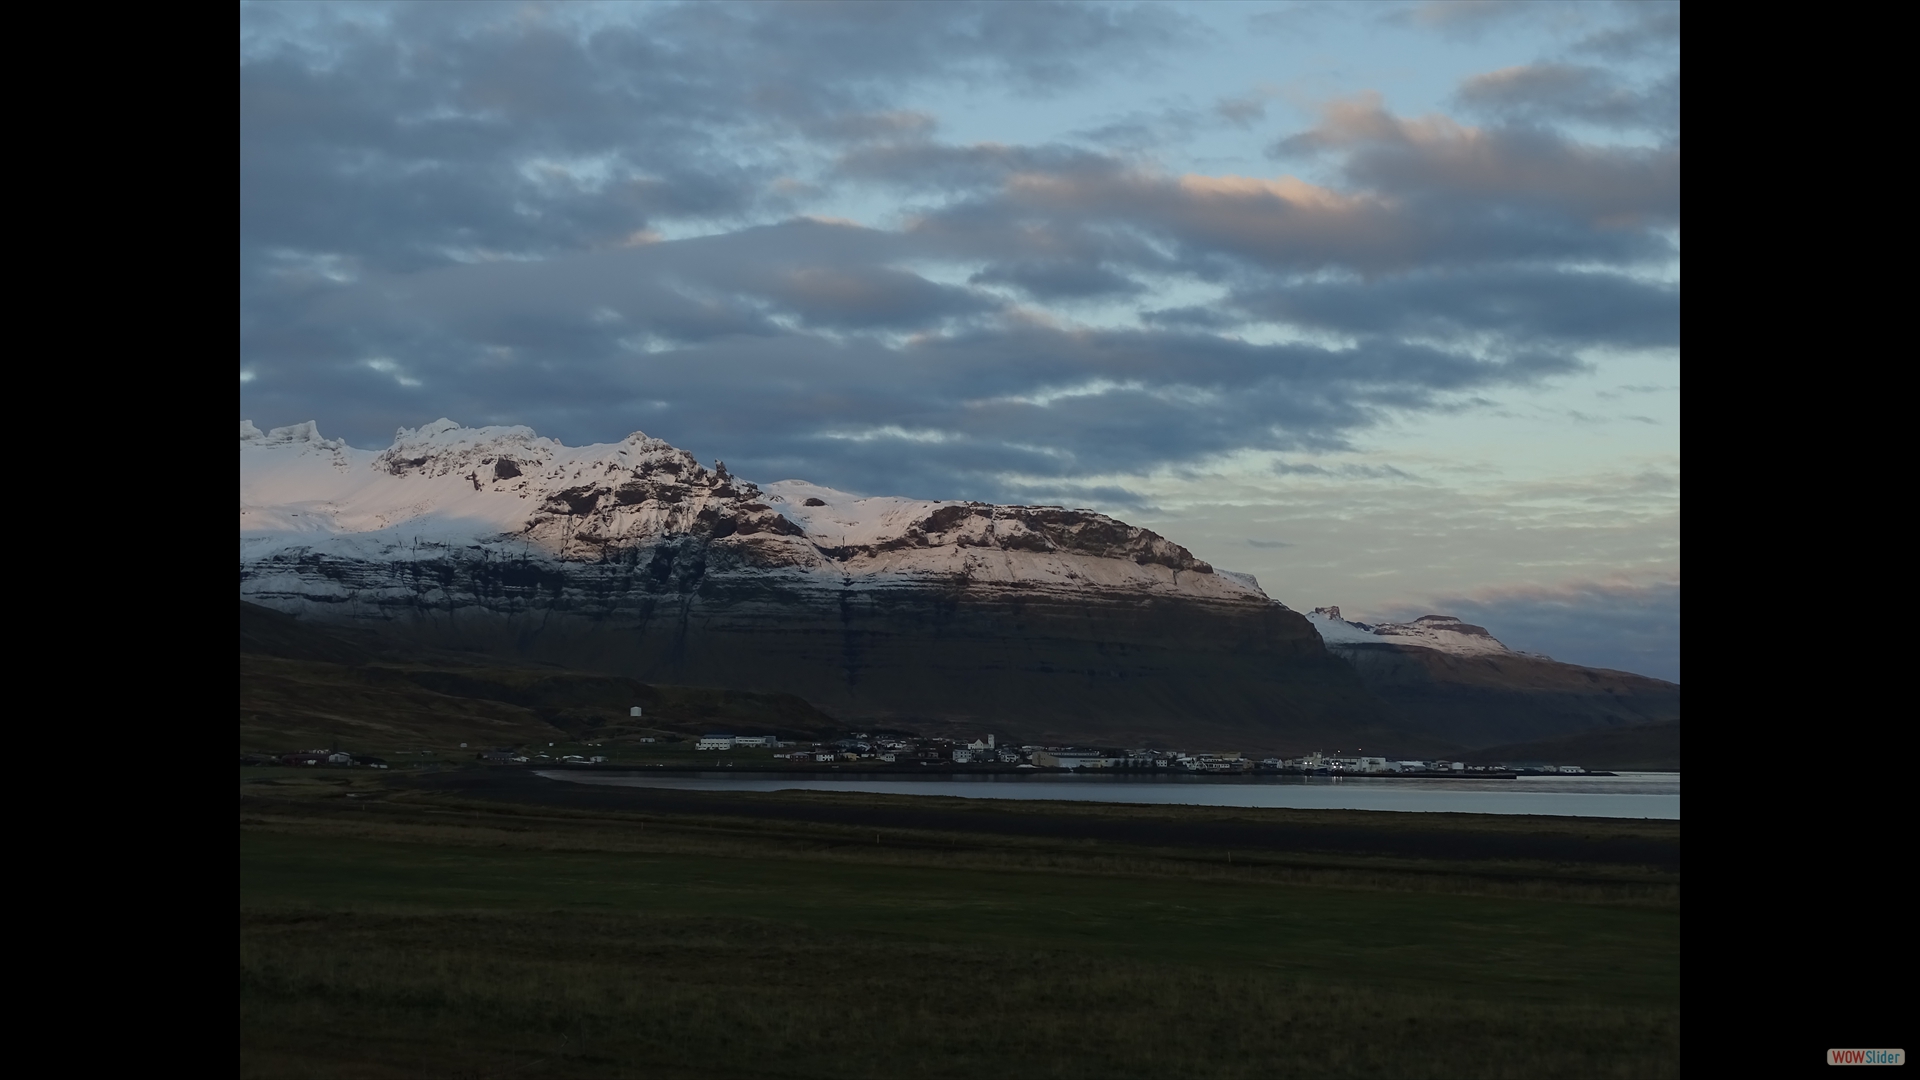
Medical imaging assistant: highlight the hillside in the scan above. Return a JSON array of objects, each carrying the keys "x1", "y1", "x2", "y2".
[
  {"x1": 1458, "y1": 721, "x2": 1681, "y2": 772},
  {"x1": 1304, "y1": 608, "x2": 1680, "y2": 749},
  {"x1": 240, "y1": 601, "x2": 847, "y2": 753}
]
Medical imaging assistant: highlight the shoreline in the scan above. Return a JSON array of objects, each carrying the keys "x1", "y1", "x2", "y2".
[{"x1": 537, "y1": 762, "x2": 1641, "y2": 781}]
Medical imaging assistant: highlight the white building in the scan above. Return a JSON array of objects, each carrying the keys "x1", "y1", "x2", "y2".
[
  {"x1": 630, "y1": 706, "x2": 644, "y2": 717},
  {"x1": 731, "y1": 736, "x2": 776, "y2": 747},
  {"x1": 696, "y1": 736, "x2": 735, "y2": 750}
]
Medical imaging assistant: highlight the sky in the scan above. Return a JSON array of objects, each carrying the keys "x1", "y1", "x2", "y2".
[{"x1": 239, "y1": 0, "x2": 1679, "y2": 681}]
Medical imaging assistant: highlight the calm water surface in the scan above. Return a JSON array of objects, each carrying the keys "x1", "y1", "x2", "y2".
[{"x1": 537, "y1": 769, "x2": 1680, "y2": 819}]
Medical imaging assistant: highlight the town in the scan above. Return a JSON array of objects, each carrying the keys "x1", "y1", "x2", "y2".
[
  {"x1": 244, "y1": 730, "x2": 1602, "y2": 777},
  {"x1": 720, "y1": 733, "x2": 1595, "y2": 776}
]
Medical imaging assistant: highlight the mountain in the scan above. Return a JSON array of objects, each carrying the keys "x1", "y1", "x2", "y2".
[
  {"x1": 241, "y1": 420, "x2": 1420, "y2": 755},
  {"x1": 1305, "y1": 608, "x2": 1542, "y2": 659},
  {"x1": 239, "y1": 600, "x2": 848, "y2": 752},
  {"x1": 1457, "y1": 721, "x2": 1680, "y2": 773},
  {"x1": 1302, "y1": 607, "x2": 1681, "y2": 748}
]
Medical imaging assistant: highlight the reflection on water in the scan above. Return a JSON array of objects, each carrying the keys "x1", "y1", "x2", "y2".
[{"x1": 536, "y1": 770, "x2": 1680, "y2": 819}]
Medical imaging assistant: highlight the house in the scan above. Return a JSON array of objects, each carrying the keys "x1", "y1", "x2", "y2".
[
  {"x1": 696, "y1": 735, "x2": 736, "y2": 750},
  {"x1": 629, "y1": 706, "x2": 644, "y2": 717},
  {"x1": 951, "y1": 749, "x2": 973, "y2": 763},
  {"x1": 731, "y1": 735, "x2": 776, "y2": 748}
]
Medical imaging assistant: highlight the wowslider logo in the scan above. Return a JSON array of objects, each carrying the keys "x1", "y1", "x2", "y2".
[{"x1": 1829, "y1": 1049, "x2": 1905, "y2": 1066}]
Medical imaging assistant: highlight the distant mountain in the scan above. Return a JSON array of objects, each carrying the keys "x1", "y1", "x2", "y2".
[
  {"x1": 1306, "y1": 607, "x2": 1546, "y2": 659},
  {"x1": 1303, "y1": 607, "x2": 1680, "y2": 748},
  {"x1": 241, "y1": 420, "x2": 1421, "y2": 755}
]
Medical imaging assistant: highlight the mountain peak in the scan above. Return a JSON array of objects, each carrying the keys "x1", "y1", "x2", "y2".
[
  {"x1": 1305, "y1": 605, "x2": 1523, "y2": 658},
  {"x1": 241, "y1": 419, "x2": 344, "y2": 451},
  {"x1": 240, "y1": 418, "x2": 1262, "y2": 603},
  {"x1": 1409, "y1": 614, "x2": 1495, "y2": 638}
]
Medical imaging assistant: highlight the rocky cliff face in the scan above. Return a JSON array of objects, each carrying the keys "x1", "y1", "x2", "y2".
[
  {"x1": 1302, "y1": 607, "x2": 1681, "y2": 748},
  {"x1": 241, "y1": 420, "x2": 1411, "y2": 754}
]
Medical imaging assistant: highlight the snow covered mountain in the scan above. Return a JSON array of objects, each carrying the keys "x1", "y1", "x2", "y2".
[
  {"x1": 239, "y1": 418, "x2": 1675, "y2": 753},
  {"x1": 1304, "y1": 606, "x2": 1541, "y2": 660},
  {"x1": 240, "y1": 419, "x2": 1390, "y2": 753},
  {"x1": 1301, "y1": 607, "x2": 1677, "y2": 748},
  {"x1": 242, "y1": 418, "x2": 1262, "y2": 609}
]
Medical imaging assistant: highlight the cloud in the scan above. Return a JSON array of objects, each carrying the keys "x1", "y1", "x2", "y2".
[
  {"x1": 1231, "y1": 267, "x2": 1678, "y2": 351},
  {"x1": 1387, "y1": 0, "x2": 1536, "y2": 37},
  {"x1": 246, "y1": 228, "x2": 1586, "y2": 503},
  {"x1": 838, "y1": 93, "x2": 1678, "y2": 286},
  {"x1": 969, "y1": 261, "x2": 1143, "y2": 299},
  {"x1": 1272, "y1": 94, "x2": 1679, "y2": 232},
  {"x1": 1141, "y1": 305, "x2": 1245, "y2": 330},
  {"x1": 1214, "y1": 88, "x2": 1275, "y2": 127},
  {"x1": 239, "y1": 1, "x2": 1188, "y2": 274},
  {"x1": 1570, "y1": 2, "x2": 1680, "y2": 60},
  {"x1": 241, "y1": 1, "x2": 1676, "y2": 528},
  {"x1": 1455, "y1": 64, "x2": 1679, "y2": 135}
]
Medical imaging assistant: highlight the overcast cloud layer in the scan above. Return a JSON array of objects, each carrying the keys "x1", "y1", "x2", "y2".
[{"x1": 240, "y1": 1, "x2": 1679, "y2": 680}]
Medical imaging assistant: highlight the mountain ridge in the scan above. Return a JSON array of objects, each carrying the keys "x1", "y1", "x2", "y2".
[{"x1": 241, "y1": 419, "x2": 1673, "y2": 754}]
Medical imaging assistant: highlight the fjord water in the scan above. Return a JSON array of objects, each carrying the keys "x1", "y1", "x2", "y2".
[{"x1": 539, "y1": 770, "x2": 1680, "y2": 819}]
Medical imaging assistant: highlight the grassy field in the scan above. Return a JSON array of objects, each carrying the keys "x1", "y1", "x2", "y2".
[{"x1": 240, "y1": 768, "x2": 1679, "y2": 1078}]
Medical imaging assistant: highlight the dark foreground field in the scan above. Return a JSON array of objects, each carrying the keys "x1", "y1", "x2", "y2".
[{"x1": 240, "y1": 767, "x2": 1680, "y2": 1079}]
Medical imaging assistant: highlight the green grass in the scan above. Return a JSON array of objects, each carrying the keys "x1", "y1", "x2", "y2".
[
  {"x1": 240, "y1": 772, "x2": 1679, "y2": 1078},
  {"x1": 243, "y1": 830, "x2": 1674, "y2": 1006}
]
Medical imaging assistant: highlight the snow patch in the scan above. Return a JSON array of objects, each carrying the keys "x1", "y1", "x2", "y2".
[
  {"x1": 1215, "y1": 569, "x2": 1267, "y2": 598},
  {"x1": 1306, "y1": 606, "x2": 1520, "y2": 658}
]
